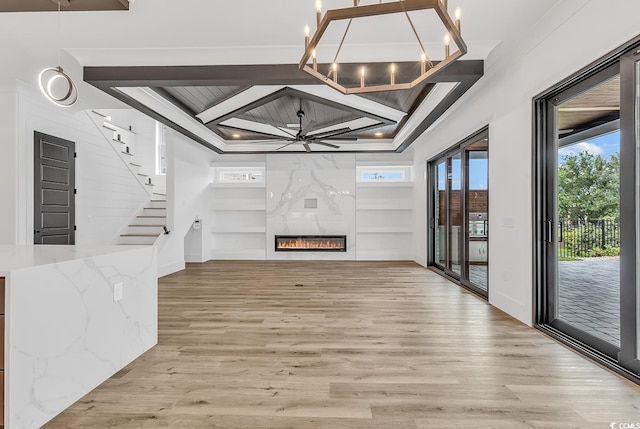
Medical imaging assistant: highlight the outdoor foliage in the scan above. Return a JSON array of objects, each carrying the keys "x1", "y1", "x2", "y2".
[
  {"x1": 559, "y1": 218, "x2": 620, "y2": 258},
  {"x1": 558, "y1": 151, "x2": 619, "y2": 221}
]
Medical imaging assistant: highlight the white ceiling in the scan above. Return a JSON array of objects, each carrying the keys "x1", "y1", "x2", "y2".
[{"x1": 1, "y1": 0, "x2": 560, "y2": 84}]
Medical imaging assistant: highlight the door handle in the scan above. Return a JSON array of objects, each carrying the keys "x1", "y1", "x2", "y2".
[{"x1": 546, "y1": 220, "x2": 553, "y2": 243}]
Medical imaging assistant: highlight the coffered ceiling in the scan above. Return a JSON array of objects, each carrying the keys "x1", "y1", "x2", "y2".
[
  {"x1": 0, "y1": 0, "x2": 567, "y2": 153},
  {"x1": 85, "y1": 60, "x2": 483, "y2": 153}
]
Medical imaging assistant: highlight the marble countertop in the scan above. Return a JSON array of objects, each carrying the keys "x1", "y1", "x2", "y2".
[{"x1": 0, "y1": 245, "x2": 146, "y2": 274}]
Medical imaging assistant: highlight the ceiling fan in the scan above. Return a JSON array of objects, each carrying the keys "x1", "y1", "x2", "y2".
[{"x1": 271, "y1": 108, "x2": 357, "y2": 152}]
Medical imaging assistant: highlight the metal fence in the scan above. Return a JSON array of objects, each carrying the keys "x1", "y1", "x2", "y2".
[{"x1": 558, "y1": 219, "x2": 620, "y2": 258}]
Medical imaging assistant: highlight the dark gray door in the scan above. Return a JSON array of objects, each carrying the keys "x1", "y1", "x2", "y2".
[{"x1": 34, "y1": 132, "x2": 75, "y2": 245}]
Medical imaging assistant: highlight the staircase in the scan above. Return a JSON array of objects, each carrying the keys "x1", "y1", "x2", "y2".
[
  {"x1": 119, "y1": 197, "x2": 168, "y2": 245},
  {"x1": 88, "y1": 110, "x2": 169, "y2": 246}
]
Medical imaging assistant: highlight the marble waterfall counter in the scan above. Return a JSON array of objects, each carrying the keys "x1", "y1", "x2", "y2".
[{"x1": 0, "y1": 245, "x2": 158, "y2": 429}]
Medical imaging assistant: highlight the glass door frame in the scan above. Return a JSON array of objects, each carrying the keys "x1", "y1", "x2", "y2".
[
  {"x1": 534, "y1": 37, "x2": 640, "y2": 380},
  {"x1": 428, "y1": 127, "x2": 489, "y2": 298}
]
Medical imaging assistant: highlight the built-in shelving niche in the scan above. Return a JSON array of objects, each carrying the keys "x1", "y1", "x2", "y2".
[
  {"x1": 210, "y1": 163, "x2": 267, "y2": 260},
  {"x1": 355, "y1": 164, "x2": 414, "y2": 260}
]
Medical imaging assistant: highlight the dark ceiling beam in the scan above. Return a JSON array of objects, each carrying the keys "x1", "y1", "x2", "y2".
[
  {"x1": 90, "y1": 84, "x2": 223, "y2": 153},
  {"x1": 394, "y1": 72, "x2": 482, "y2": 152},
  {"x1": 84, "y1": 61, "x2": 483, "y2": 88},
  {"x1": 0, "y1": 0, "x2": 129, "y2": 12}
]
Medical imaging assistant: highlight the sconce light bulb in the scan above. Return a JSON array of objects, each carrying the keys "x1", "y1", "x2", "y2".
[
  {"x1": 305, "y1": 25, "x2": 310, "y2": 37},
  {"x1": 444, "y1": 33, "x2": 451, "y2": 45},
  {"x1": 316, "y1": 0, "x2": 322, "y2": 12},
  {"x1": 455, "y1": 7, "x2": 461, "y2": 19}
]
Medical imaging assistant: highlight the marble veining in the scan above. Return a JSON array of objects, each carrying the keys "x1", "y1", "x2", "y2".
[
  {"x1": 4, "y1": 245, "x2": 158, "y2": 429},
  {"x1": 266, "y1": 154, "x2": 356, "y2": 260}
]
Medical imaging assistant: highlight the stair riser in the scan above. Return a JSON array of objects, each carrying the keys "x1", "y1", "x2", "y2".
[
  {"x1": 119, "y1": 236, "x2": 158, "y2": 245},
  {"x1": 143, "y1": 208, "x2": 166, "y2": 216},
  {"x1": 147, "y1": 201, "x2": 167, "y2": 209},
  {"x1": 135, "y1": 216, "x2": 167, "y2": 225},
  {"x1": 126, "y1": 226, "x2": 164, "y2": 235}
]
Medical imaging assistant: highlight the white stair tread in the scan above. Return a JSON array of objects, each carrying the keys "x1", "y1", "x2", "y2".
[{"x1": 120, "y1": 233, "x2": 160, "y2": 237}]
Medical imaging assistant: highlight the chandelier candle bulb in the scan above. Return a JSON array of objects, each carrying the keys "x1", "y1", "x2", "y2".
[
  {"x1": 360, "y1": 66, "x2": 365, "y2": 88},
  {"x1": 316, "y1": 0, "x2": 322, "y2": 27},
  {"x1": 390, "y1": 63, "x2": 396, "y2": 85},
  {"x1": 444, "y1": 33, "x2": 451, "y2": 57},
  {"x1": 304, "y1": 25, "x2": 310, "y2": 48},
  {"x1": 312, "y1": 50, "x2": 317, "y2": 71},
  {"x1": 421, "y1": 53, "x2": 427, "y2": 75},
  {"x1": 455, "y1": 7, "x2": 461, "y2": 32},
  {"x1": 332, "y1": 62, "x2": 338, "y2": 82}
]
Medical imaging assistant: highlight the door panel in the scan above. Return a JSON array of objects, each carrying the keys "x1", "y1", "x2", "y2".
[
  {"x1": 435, "y1": 160, "x2": 447, "y2": 268},
  {"x1": 34, "y1": 132, "x2": 75, "y2": 245},
  {"x1": 448, "y1": 152, "x2": 462, "y2": 276},
  {"x1": 429, "y1": 129, "x2": 489, "y2": 297}
]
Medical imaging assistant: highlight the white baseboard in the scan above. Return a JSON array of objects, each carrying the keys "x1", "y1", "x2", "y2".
[
  {"x1": 184, "y1": 253, "x2": 208, "y2": 263},
  {"x1": 356, "y1": 250, "x2": 414, "y2": 261},
  {"x1": 158, "y1": 261, "x2": 185, "y2": 278},
  {"x1": 413, "y1": 254, "x2": 427, "y2": 267}
]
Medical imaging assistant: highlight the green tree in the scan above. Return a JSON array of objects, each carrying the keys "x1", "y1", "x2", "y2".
[{"x1": 558, "y1": 151, "x2": 619, "y2": 220}]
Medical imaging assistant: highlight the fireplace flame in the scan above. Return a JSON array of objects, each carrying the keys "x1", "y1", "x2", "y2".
[{"x1": 277, "y1": 238, "x2": 344, "y2": 249}]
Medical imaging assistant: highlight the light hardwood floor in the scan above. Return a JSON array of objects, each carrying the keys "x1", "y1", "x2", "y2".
[{"x1": 45, "y1": 261, "x2": 640, "y2": 428}]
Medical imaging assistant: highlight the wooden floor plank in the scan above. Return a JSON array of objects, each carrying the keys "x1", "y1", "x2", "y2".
[{"x1": 43, "y1": 261, "x2": 640, "y2": 428}]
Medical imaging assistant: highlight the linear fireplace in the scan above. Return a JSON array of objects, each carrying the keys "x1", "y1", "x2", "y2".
[{"x1": 275, "y1": 235, "x2": 347, "y2": 252}]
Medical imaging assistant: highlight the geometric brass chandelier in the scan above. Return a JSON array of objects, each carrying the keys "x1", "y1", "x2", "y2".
[
  {"x1": 38, "y1": 0, "x2": 79, "y2": 107},
  {"x1": 299, "y1": 0, "x2": 467, "y2": 94}
]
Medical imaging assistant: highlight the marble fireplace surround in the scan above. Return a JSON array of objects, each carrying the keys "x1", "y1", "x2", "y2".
[{"x1": 266, "y1": 154, "x2": 356, "y2": 261}]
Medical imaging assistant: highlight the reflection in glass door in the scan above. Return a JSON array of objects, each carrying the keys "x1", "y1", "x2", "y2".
[
  {"x1": 465, "y1": 141, "x2": 489, "y2": 291},
  {"x1": 429, "y1": 129, "x2": 489, "y2": 296},
  {"x1": 448, "y1": 152, "x2": 462, "y2": 276},
  {"x1": 434, "y1": 160, "x2": 447, "y2": 268},
  {"x1": 536, "y1": 42, "x2": 640, "y2": 377}
]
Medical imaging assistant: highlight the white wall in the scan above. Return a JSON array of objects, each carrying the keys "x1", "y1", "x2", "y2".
[
  {"x1": 411, "y1": 0, "x2": 640, "y2": 325},
  {"x1": 0, "y1": 89, "x2": 17, "y2": 244},
  {"x1": 158, "y1": 130, "x2": 212, "y2": 276},
  {"x1": 101, "y1": 109, "x2": 167, "y2": 194},
  {"x1": 13, "y1": 84, "x2": 150, "y2": 245}
]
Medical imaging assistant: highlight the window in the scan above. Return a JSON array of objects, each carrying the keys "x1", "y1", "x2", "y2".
[
  {"x1": 216, "y1": 168, "x2": 264, "y2": 183},
  {"x1": 357, "y1": 166, "x2": 412, "y2": 182},
  {"x1": 156, "y1": 121, "x2": 167, "y2": 175}
]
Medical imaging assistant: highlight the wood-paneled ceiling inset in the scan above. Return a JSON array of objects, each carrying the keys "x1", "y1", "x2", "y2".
[
  {"x1": 0, "y1": 0, "x2": 129, "y2": 12},
  {"x1": 558, "y1": 76, "x2": 620, "y2": 134},
  {"x1": 160, "y1": 86, "x2": 248, "y2": 116}
]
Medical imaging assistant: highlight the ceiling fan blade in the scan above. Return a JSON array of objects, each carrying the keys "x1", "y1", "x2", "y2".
[
  {"x1": 303, "y1": 143, "x2": 312, "y2": 153},
  {"x1": 320, "y1": 137, "x2": 358, "y2": 141},
  {"x1": 301, "y1": 119, "x2": 317, "y2": 136},
  {"x1": 314, "y1": 141, "x2": 340, "y2": 149},
  {"x1": 276, "y1": 127, "x2": 297, "y2": 137},
  {"x1": 276, "y1": 141, "x2": 298, "y2": 151},
  {"x1": 248, "y1": 140, "x2": 291, "y2": 144}
]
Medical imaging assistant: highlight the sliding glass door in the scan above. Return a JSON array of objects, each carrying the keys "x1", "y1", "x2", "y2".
[
  {"x1": 429, "y1": 129, "x2": 489, "y2": 296},
  {"x1": 536, "y1": 43, "x2": 640, "y2": 377}
]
